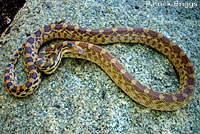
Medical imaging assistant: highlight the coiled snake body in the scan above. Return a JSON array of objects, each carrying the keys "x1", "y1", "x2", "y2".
[{"x1": 4, "y1": 24, "x2": 196, "y2": 111}]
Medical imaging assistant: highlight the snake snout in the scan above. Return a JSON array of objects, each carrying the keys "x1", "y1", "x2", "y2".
[{"x1": 72, "y1": 45, "x2": 87, "y2": 57}]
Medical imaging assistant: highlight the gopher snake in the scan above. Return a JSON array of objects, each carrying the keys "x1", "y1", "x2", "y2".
[{"x1": 4, "y1": 24, "x2": 196, "y2": 111}]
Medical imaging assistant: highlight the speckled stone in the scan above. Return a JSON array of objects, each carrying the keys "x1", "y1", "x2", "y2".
[{"x1": 0, "y1": 0, "x2": 199, "y2": 133}]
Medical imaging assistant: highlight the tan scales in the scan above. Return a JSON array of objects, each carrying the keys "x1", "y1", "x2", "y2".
[{"x1": 4, "y1": 24, "x2": 196, "y2": 111}]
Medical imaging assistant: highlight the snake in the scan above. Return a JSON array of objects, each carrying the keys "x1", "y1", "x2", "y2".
[{"x1": 4, "y1": 24, "x2": 196, "y2": 111}]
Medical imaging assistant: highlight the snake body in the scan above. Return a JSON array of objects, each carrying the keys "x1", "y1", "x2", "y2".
[{"x1": 4, "y1": 24, "x2": 196, "y2": 111}]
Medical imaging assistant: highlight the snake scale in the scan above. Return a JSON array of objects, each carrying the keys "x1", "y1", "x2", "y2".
[{"x1": 4, "y1": 24, "x2": 196, "y2": 111}]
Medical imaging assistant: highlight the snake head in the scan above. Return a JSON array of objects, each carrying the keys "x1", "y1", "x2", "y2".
[
  {"x1": 37, "y1": 42, "x2": 87, "y2": 74},
  {"x1": 37, "y1": 44, "x2": 61, "y2": 74},
  {"x1": 62, "y1": 42, "x2": 87, "y2": 58}
]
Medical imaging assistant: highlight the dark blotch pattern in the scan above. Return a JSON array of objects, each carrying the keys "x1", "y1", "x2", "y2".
[
  {"x1": 30, "y1": 72, "x2": 37, "y2": 79},
  {"x1": 20, "y1": 88, "x2": 24, "y2": 92},
  {"x1": 7, "y1": 82, "x2": 12, "y2": 86},
  {"x1": 175, "y1": 93, "x2": 184, "y2": 101},
  {"x1": 135, "y1": 82, "x2": 146, "y2": 90},
  {"x1": 133, "y1": 27, "x2": 143, "y2": 33},
  {"x1": 16, "y1": 92, "x2": 20, "y2": 95},
  {"x1": 78, "y1": 27, "x2": 88, "y2": 34},
  {"x1": 25, "y1": 88, "x2": 30, "y2": 92},
  {"x1": 103, "y1": 29, "x2": 113, "y2": 35},
  {"x1": 55, "y1": 24, "x2": 63, "y2": 30},
  {"x1": 187, "y1": 77, "x2": 195, "y2": 85},
  {"x1": 149, "y1": 90, "x2": 159, "y2": 99},
  {"x1": 183, "y1": 87, "x2": 193, "y2": 96},
  {"x1": 27, "y1": 37, "x2": 34, "y2": 44},
  {"x1": 97, "y1": 34, "x2": 103, "y2": 38},
  {"x1": 163, "y1": 94, "x2": 173, "y2": 102},
  {"x1": 148, "y1": 30, "x2": 158, "y2": 37},
  {"x1": 25, "y1": 47, "x2": 32, "y2": 53},
  {"x1": 5, "y1": 76, "x2": 10, "y2": 81},
  {"x1": 33, "y1": 79, "x2": 39, "y2": 85},
  {"x1": 181, "y1": 55, "x2": 189, "y2": 64},
  {"x1": 26, "y1": 81, "x2": 32, "y2": 88},
  {"x1": 10, "y1": 58, "x2": 14, "y2": 62},
  {"x1": 161, "y1": 36, "x2": 170, "y2": 44},
  {"x1": 44, "y1": 25, "x2": 51, "y2": 32},
  {"x1": 37, "y1": 60, "x2": 43, "y2": 65},
  {"x1": 187, "y1": 66, "x2": 194, "y2": 74},
  {"x1": 26, "y1": 57, "x2": 33, "y2": 62},
  {"x1": 28, "y1": 64, "x2": 36, "y2": 71},
  {"x1": 67, "y1": 25, "x2": 75, "y2": 31},
  {"x1": 14, "y1": 53, "x2": 19, "y2": 57},
  {"x1": 11, "y1": 86, "x2": 17, "y2": 92},
  {"x1": 90, "y1": 29, "x2": 99, "y2": 35},
  {"x1": 5, "y1": 69, "x2": 9, "y2": 73},
  {"x1": 18, "y1": 47, "x2": 23, "y2": 51},
  {"x1": 172, "y1": 45, "x2": 181, "y2": 53},
  {"x1": 116, "y1": 28, "x2": 127, "y2": 34},
  {"x1": 34, "y1": 30, "x2": 42, "y2": 37}
]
